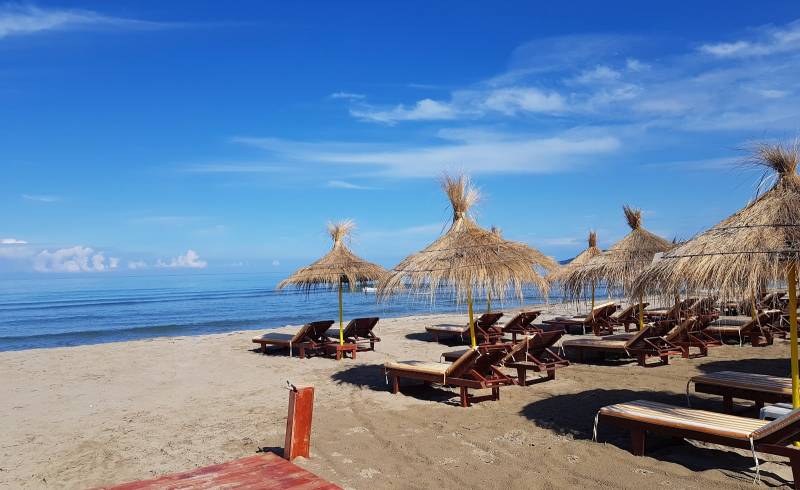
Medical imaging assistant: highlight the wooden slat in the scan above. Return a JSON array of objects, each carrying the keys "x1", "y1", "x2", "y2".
[{"x1": 94, "y1": 453, "x2": 341, "y2": 490}]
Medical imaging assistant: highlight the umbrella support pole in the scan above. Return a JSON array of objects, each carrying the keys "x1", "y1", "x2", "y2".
[
  {"x1": 638, "y1": 294, "x2": 645, "y2": 331},
  {"x1": 468, "y1": 288, "x2": 476, "y2": 348},
  {"x1": 487, "y1": 291, "x2": 491, "y2": 314},
  {"x1": 591, "y1": 282, "x2": 595, "y2": 312},
  {"x1": 338, "y1": 279, "x2": 344, "y2": 346},
  {"x1": 789, "y1": 264, "x2": 798, "y2": 410}
]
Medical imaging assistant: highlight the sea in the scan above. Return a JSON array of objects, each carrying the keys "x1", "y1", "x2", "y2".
[{"x1": 0, "y1": 272, "x2": 563, "y2": 352}]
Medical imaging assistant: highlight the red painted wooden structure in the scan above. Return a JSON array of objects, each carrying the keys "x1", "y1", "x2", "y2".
[
  {"x1": 284, "y1": 386, "x2": 314, "y2": 460},
  {"x1": 94, "y1": 452, "x2": 340, "y2": 489}
]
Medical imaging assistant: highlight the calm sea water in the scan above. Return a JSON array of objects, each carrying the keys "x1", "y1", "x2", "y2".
[{"x1": 0, "y1": 272, "x2": 558, "y2": 352}]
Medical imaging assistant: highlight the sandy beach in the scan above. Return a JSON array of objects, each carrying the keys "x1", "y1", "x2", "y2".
[{"x1": 1, "y1": 306, "x2": 795, "y2": 489}]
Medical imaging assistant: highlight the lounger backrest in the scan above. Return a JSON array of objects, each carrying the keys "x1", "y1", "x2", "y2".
[
  {"x1": 588, "y1": 302, "x2": 616, "y2": 321},
  {"x1": 445, "y1": 348, "x2": 481, "y2": 377},
  {"x1": 623, "y1": 325, "x2": 655, "y2": 349},
  {"x1": 472, "y1": 349, "x2": 508, "y2": 374},
  {"x1": 500, "y1": 337, "x2": 531, "y2": 364},
  {"x1": 306, "y1": 320, "x2": 337, "y2": 341},
  {"x1": 664, "y1": 317, "x2": 696, "y2": 342},
  {"x1": 752, "y1": 407, "x2": 800, "y2": 442},
  {"x1": 348, "y1": 317, "x2": 379, "y2": 337},
  {"x1": 529, "y1": 330, "x2": 564, "y2": 351},
  {"x1": 501, "y1": 313, "x2": 527, "y2": 331},
  {"x1": 290, "y1": 322, "x2": 315, "y2": 343},
  {"x1": 611, "y1": 303, "x2": 635, "y2": 320},
  {"x1": 476, "y1": 312, "x2": 504, "y2": 328}
]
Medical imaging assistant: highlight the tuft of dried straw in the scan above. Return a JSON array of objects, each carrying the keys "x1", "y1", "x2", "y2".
[
  {"x1": 279, "y1": 220, "x2": 387, "y2": 292},
  {"x1": 379, "y1": 173, "x2": 558, "y2": 303},
  {"x1": 633, "y1": 140, "x2": 800, "y2": 299},
  {"x1": 563, "y1": 206, "x2": 672, "y2": 298}
]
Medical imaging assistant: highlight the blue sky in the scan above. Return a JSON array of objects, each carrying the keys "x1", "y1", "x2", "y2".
[{"x1": 1, "y1": 1, "x2": 799, "y2": 274}]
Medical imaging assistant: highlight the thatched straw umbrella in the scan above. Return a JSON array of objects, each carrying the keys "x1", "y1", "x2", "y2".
[
  {"x1": 564, "y1": 206, "x2": 672, "y2": 329},
  {"x1": 633, "y1": 141, "x2": 800, "y2": 406},
  {"x1": 380, "y1": 174, "x2": 559, "y2": 347},
  {"x1": 549, "y1": 231, "x2": 602, "y2": 309},
  {"x1": 278, "y1": 220, "x2": 387, "y2": 345}
]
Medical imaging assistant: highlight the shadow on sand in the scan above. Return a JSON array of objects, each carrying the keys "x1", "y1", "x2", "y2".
[
  {"x1": 330, "y1": 364, "x2": 468, "y2": 405},
  {"x1": 696, "y1": 356, "x2": 790, "y2": 377},
  {"x1": 520, "y1": 388, "x2": 791, "y2": 487}
]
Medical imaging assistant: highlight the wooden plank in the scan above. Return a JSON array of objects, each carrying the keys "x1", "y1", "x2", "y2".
[{"x1": 94, "y1": 453, "x2": 341, "y2": 490}]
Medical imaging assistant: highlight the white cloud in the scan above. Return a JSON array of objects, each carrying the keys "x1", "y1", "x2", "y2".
[
  {"x1": 234, "y1": 132, "x2": 621, "y2": 178},
  {"x1": 22, "y1": 193, "x2": 59, "y2": 203},
  {"x1": 699, "y1": 19, "x2": 800, "y2": 58},
  {"x1": 570, "y1": 65, "x2": 621, "y2": 84},
  {"x1": 480, "y1": 87, "x2": 565, "y2": 115},
  {"x1": 757, "y1": 89, "x2": 788, "y2": 99},
  {"x1": 271, "y1": 259, "x2": 280, "y2": 267},
  {"x1": 326, "y1": 180, "x2": 374, "y2": 190},
  {"x1": 128, "y1": 260, "x2": 147, "y2": 270},
  {"x1": 0, "y1": 3, "x2": 166, "y2": 39},
  {"x1": 0, "y1": 238, "x2": 26, "y2": 244},
  {"x1": 156, "y1": 249, "x2": 207, "y2": 269},
  {"x1": 330, "y1": 91, "x2": 365, "y2": 100},
  {"x1": 350, "y1": 98, "x2": 459, "y2": 124},
  {"x1": 33, "y1": 246, "x2": 118, "y2": 273}
]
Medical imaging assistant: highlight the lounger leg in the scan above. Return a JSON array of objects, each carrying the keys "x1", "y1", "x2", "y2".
[
  {"x1": 492, "y1": 386, "x2": 500, "y2": 401},
  {"x1": 723, "y1": 394, "x2": 733, "y2": 413},
  {"x1": 681, "y1": 347, "x2": 689, "y2": 359},
  {"x1": 547, "y1": 368, "x2": 555, "y2": 380},
  {"x1": 460, "y1": 387, "x2": 470, "y2": 407},
  {"x1": 369, "y1": 340, "x2": 375, "y2": 351},
  {"x1": 352, "y1": 348, "x2": 356, "y2": 360},
  {"x1": 700, "y1": 345, "x2": 708, "y2": 357},
  {"x1": 788, "y1": 453, "x2": 800, "y2": 490},
  {"x1": 755, "y1": 400, "x2": 764, "y2": 412},
  {"x1": 637, "y1": 354, "x2": 646, "y2": 367},
  {"x1": 660, "y1": 354, "x2": 669, "y2": 365},
  {"x1": 630, "y1": 429, "x2": 646, "y2": 456},
  {"x1": 516, "y1": 367, "x2": 526, "y2": 386},
  {"x1": 390, "y1": 375, "x2": 399, "y2": 394}
]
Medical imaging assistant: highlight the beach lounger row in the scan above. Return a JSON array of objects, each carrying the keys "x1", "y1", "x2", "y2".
[
  {"x1": 251, "y1": 317, "x2": 380, "y2": 359},
  {"x1": 384, "y1": 331, "x2": 569, "y2": 406}
]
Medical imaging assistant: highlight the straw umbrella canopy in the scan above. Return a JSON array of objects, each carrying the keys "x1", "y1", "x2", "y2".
[
  {"x1": 379, "y1": 174, "x2": 559, "y2": 347},
  {"x1": 633, "y1": 141, "x2": 800, "y2": 407},
  {"x1": 564, "y1": 206, "x2": 672, "y2": 328},
  {"x1": 549, "y1": 231, "x2": 602, "y2": 309},
  {"x1": 278, "y1": 220, "x2": 388, "y2": 345}
]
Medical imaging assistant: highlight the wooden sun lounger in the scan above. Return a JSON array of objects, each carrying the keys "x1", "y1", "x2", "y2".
[
  {"x1": 441, "y1": 331, "x2": 569, "y2": 385},
  {"x1": 595, "y1": 400, "x2": 800, "y2": 488},
  {"x1": 384, "y1": 348, "x2": 514, "y2": 407},
  {"x1": 705, "y1": 309, "x2": 781, "y2": 346},
  {"x1": 562, "y1": 325, "x2": 683, "y2": 367},
  {"x1": 495, "y1": 310, "x2": 543, "y2": 342},
  {"x1": 644, "y1": 297, "x2": 697, "y2": 321},
  {"x1": 252, "y1": 320, "x2": 335, "y2": 357},
  {"x1": 688, "y1": 371, "x2": 793, "y2": 412},
  {"x1": 663, "y1": 315, "x2": 722, "y2": 358},
  {"x1": 326, "y1": 317, "x2": 380, "y2": 351},
  {"x1": 541, "y1": 302, "x2": 617, "y2": 335},
  {"x1": 609, "y1": 302, "x2": 649, "y2": 332},
  {"x1": 501, "y1": 330, "x2": 569, "y2": 385},
  {"x1": 425, "y1": 312, "x2": 504, "y2": 344}
]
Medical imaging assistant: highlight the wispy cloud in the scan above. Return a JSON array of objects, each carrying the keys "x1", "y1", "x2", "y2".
[
  {"x1": 233, "y1": 131, "x2": 621, "y2": 178},
  {"x1": 325, "y1": 180, "x2": 375, "y2": 190},
  {"x1": 334, "y1": 20, "x2": 800, "y2": 133},
  {"x1": 0, "y1": 3, "x2": 169, "y2": 39},
  {"x1": 22, "y1": 193, "x2": 59, "y2": 203},
  {"x1": 156, "y1": 249, "x2": 207, "y2": 269},
  {"x1": 699, "y1": 19, "x2": 800, "y2": 58},
  {"x1": 127, "y1": 260, "x2": 147, "y2": 270},
  {"x1": 0, "y1": 237, "x2": 26, "y2": 244},
  {"x1": 329, "y1": 91, "x2": 365, "y2": 100}
]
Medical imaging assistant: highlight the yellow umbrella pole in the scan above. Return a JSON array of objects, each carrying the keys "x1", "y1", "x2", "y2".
[
  {"x1": 789, "y1": 263, "x2": 798, "y2": 409},
  {"x1": 468, "y1": 287, "x2": 477, "y2": 348},
  {"x1": 338, "y1": 278, "x2": 344, "y2": 346},
  {"x1": 638, "y1": 293, "x2": 645, "y2": 331}
]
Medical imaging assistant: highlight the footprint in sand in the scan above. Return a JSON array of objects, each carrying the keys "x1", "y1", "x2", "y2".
[{"x1": 347, "y1": 426, "x2": 369, "y2": 434}]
